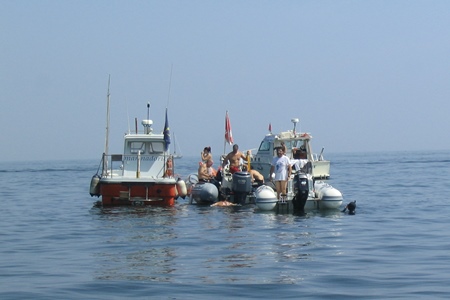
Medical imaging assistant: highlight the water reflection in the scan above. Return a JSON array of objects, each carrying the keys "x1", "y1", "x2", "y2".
[
  {"x1": 91, "y1": 206, "x2": 179, "y2": 282},
  {"x1": 89, "y1": 202, "x2": 345, "y2": 284}
]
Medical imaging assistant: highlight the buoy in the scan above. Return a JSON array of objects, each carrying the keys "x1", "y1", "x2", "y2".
[
  {"x1": 89, "y1": 174, "x2": 101, "y2": 197},
  {"x1": 176, "y1": 178, "x2": 187, "y2": 199}
]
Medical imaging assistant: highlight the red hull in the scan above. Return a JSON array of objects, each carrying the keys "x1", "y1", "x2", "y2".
[{"x1": 100, "y1": 182, "x2": 177, "y2": 206}]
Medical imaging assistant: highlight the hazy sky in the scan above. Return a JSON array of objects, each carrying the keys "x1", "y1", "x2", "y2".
[{"x1": 2, "y1": 1, "x2": 449, "y2": 162}]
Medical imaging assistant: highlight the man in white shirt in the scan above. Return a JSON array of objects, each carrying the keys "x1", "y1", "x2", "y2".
[{"x1": 269, "y1": 147, "x2": 292, "y2": 202}]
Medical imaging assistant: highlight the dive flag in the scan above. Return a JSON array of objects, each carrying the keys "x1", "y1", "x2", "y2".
[
  {"x1": 225, "y1": 111, "x2": 234, "y2": 145},
  {"x1": 163, "y1": 108, "x2": 171, "y2": 151}
]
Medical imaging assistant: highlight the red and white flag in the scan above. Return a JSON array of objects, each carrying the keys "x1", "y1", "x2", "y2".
[{"x1": 225, "y1": 111, "x2": 234, "y2": 145}]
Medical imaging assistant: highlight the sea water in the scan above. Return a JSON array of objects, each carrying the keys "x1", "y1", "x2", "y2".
[{"x1": 1, "y1": 151, "x2": 450, "y2": 299}]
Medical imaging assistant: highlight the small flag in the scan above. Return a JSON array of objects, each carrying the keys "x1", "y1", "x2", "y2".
[
  {"x1": 163, "y1": 108, "x2": 170, "y2": 151},
  {"x1": 269, "y1": 122, "x2": 272, "y2": 133},
  {"x1": 225, "y1": 111, "x2": 234, "y2": 145}
]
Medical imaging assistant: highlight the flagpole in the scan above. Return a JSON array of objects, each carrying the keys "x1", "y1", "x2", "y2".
[
  {"x1": 223, "y1": 140, "x2": 226, "y2": 156},
  {"x1": 223, "y1": 111, "x2": 227, "y2": 155},
  {"x1": 163, "y1": 108, "x2": 170, "y2": 152},
  {"x1": 224, "y1": 110, "x2": 234, "y2": 154},
  {"x1": 102, "y1": 75, "x2": 111, "y2": 176}
]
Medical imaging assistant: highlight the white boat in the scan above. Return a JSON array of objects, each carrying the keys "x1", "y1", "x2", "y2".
[
  {"x1": 89, "y1": 81, "x2": 186, "y2": 206},
  {"x1": 250, "y1": 118, "x2": 342, "y2": 211},
  {"x1": 251, "y1": 118, "x2": 330, "y2": 179},
  {"x1": 215, "y1": 160, "x2": 342, "y2": 211},
  {"x1": 188, "y1": 113, "x2": 342, "y2": 211},
  {"x1": 253, "y1": 170, "x2": 343, "y2": 212}
]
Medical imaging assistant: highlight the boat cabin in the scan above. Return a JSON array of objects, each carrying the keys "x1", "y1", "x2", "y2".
[
  {"x1": 256, "y1": 132, "x2": 314, "y2": 161},
  {"x1": 101, "y1": 119, "x2": 172, "y2": 179},
  {"x1": 251, "y1": 129, "x2": 330, "y2": 179}
]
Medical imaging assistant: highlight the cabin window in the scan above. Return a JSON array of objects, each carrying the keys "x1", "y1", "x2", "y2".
[
  {"x1": 258, "y1": 141, "x2": 271, "y2": 151},
  {"x1": 292, "y1": 140, "x2": 305, "y2": 149},
  {"x1": 284, "y1": 141, "x2": 293, "y2": 150},
  {"x1": 130, "y1": 142, "x2": 145, "y2": 154},
  {"x1": 149, "y1": 142, "x2": 164, "y2": 153}
]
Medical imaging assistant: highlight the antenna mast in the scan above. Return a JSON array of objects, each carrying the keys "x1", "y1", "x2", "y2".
[
  {"x1": 166, "y1": 64, "x2": 173, "y2": 108},
  {"x1": 102, "y1": 75, "x2": 111, "y2": 176},
  {"x1": 104, "y1": 75, "x2": 111, "y2": 156}
]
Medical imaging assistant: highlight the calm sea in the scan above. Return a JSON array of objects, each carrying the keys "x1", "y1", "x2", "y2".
[{"x1": 1, "y1": 151, "x2": 450, "y2": 299}]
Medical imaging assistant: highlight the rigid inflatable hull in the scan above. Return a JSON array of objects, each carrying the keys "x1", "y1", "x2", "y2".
[
  {"x1": 254, "y1": 186, "x2": 278, "y2": 211},
  {"x1": 190, "y1": 182, "x2": 218, "y2": 204}
]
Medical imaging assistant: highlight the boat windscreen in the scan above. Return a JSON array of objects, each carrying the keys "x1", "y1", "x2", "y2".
[
  {"x1": 258, "y1": 140, "x2": 271, "y2": 151},
  {"x1": 130, "y1": 142, "x2": 145, "y2": 154},
  {"x1": 149, "y1": 142, "x2": 164, "y2": 153}
]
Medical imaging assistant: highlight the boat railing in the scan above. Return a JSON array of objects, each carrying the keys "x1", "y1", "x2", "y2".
[
  {"x1": 311, "y1": 152, "x2": 325, "y2": 161},
  {"x1": 101, "y1": 154, "x2": 123, "y2": 178},
  {"x1": 101, "y1": 153, "x2": 174, "y2": 178}
]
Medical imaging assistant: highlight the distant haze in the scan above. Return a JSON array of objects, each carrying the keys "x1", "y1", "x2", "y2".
[{"x1": 1, "y1": 1, "x2": 449, "y2": 162}]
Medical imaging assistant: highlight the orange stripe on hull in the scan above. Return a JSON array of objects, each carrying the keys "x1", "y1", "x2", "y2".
[{"x1": 100, "y1": 183, "x2": 177, "y2": 206}]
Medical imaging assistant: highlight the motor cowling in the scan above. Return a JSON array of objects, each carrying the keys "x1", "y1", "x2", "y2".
[
  {"x1": 292, "y1": 173, "x2": 309, "y2": 210},
  {"x1": 232, "y1": 172, "x2": 252, "y2": 193},
  {"x1": 232, "y1": 171, "x2": 252, "y2": 205}
]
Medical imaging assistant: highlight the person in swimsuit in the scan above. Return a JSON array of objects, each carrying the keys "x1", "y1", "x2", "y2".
[
  {"x1": 222, "y1": 144, "x2": 249, "y2": 174},
  {"x1": 201, "y1": 146, "x2": 212, "y2": 163},
  {"x1": 242, "y1": 165, "x2": 264, "y2": 186}
]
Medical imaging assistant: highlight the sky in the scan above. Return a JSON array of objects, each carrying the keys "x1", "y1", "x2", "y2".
[{"x1": 1, "y1": 1, "x2": 450, "y2": 162}]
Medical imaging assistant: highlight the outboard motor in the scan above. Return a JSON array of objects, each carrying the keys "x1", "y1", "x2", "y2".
[
  {"x1": 292, "y1": 173, "x2": 309, "y2": 211},
  {"x1": 232, "y1": 171, "x2": 252, "y2": 205}
]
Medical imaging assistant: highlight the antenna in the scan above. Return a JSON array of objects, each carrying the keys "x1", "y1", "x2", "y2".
[
  {"x1": 166, "y1": 64, "x2": 173, "y2": 108},
  {"x1": 291, "y1": 118, "x2": 299, "y2": 134},
  {"x1": 104, "y1": 75, "x2": 111, "y2": 156},
  {"x1": 126, "y1": 102, "x2": 130, "y2": 134},
  {"x1": 102, "y1": 75, "x2": 111, "y2": 176}
]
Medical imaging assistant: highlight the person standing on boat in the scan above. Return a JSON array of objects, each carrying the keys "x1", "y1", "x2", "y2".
[
  {"x1": 201, "y1": 146, "x2": 212, "y2": 163},
  {"x1": 292, "y1": 146, "x2": 308, "y2": 171},
  {"x1": 274, "y1": 141, "x2": 287, "y2": 155},
  {"x1": 270, "y1": 147, "x2": 292, "y2": 202},
  {"x1": 280, "y1": 141, "x2": 287, "y2": 154},
  {"x1": 164, "y1": 157, "x2": 173, "y2": 178},
  {"x1": 222, "y1": 144, "x2": 250, "y2": 174}
]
